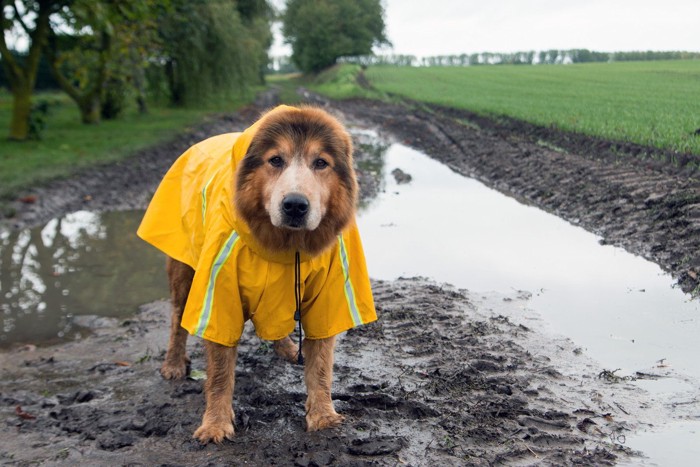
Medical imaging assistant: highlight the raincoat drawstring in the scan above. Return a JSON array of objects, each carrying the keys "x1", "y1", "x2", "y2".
[{"x1": 294, "y1": 251, "x2": 304, "y2": 365}]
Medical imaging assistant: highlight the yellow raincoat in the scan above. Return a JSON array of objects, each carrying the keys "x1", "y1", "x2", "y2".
[{"x1": 137, "y1": 106, "x2": 376, "y2": 347}]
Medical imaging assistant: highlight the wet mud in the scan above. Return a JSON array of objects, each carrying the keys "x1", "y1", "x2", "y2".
[
  {"x1": 1, "y1": 90, "x2": 696, "y2": 465},
  {"x1": 1, "y1": 280, "x2": 645, "y2": 465}
]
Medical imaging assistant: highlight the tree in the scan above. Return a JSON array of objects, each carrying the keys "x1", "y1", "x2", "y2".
[
  {"x1": 0, "y1": 0, "x2": 64, "y2": 140},
  {"x1": 236, "y1": 0, "x2": 274, "y2": 82},
  {"x1": 156, "y1": 0, "x2": 270, "y2": 106},
  {"x1": 44, "y1": 0, "x2": 162, "y2": 124},
  {"x1": 283, "y1": 0, "x2": 389, "y2": 74},
  {"x1": 44, "y1": 1, "x2": 110, "y2": 124}
]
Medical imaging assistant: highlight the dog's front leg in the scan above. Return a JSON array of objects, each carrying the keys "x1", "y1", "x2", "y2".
[
  {"x1": 303, "y1": 335, "x2": 345, "y2": 431},
  {"x1": 161, "y1": 257, "x2": 194, "y2": 379},
  {"x1": 193, "y1": 341, "x2": 238, "y2": 443}
]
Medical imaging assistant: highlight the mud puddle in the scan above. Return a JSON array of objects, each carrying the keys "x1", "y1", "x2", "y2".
[
  {"x1": 352, "y1": 130, "x2": 700, "y2": 465},
  {"x1": 0, "y1": 210, "x2": 166, "y2": 347}
]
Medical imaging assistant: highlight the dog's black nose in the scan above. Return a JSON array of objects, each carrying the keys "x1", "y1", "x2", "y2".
[{"x1": 282, "y1": 193, "x2": 309, "y2": 217}]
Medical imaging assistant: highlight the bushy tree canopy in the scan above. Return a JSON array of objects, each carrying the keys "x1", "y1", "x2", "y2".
[
  {"x1": 1, "y1": 0, "x2": 274, "y2": 139},
  {"x1": 283, "y1": 0, "x2": 389, "y2": 73},
  {"x1": 158, "y1": 0, "x2": 272, "y2": 106}
]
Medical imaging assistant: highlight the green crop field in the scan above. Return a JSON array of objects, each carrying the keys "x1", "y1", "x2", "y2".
[{"x1": 362, "y1": 61, "x2": 700, "y2": 155}]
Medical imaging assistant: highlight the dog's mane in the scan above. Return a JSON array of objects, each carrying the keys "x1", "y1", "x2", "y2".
[{"x1": 234, "y1": 107, "x2": 358, "y2": 256}]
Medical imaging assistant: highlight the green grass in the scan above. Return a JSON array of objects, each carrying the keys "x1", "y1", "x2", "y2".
[
  {"x1": 268, "y1": 64, "x2": 384, "y2": 105},
  {"x1": 0, "y1": 89, "x2": 255, "y2": 199},
  {"x1": 308, "y1": 64, "x2": 382, "y2": 100},
  {"x1": 266, "y1": 73, "x2": 306, "y2": 104},
  {"x1": 363, "y1": 61, "x2": 700, "y2": 155}
]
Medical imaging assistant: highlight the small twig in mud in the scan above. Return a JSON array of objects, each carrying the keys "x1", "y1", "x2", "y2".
[
  {"x1": 135, "y1": 347, "x2": 153, "y2": 364},
  {"x1": 55, "y1": 447, "x2": 70, "y2": 460},
  {"x1": 499, "y1": 428, "x2": 523, "y2": 444},
  {"x1": 634, "y1": 371, "x2": 663, "y2": 379},
  {"x1": 135, "y1": 353, "x2": 151, "y2": 364},
  {"x1": 614, "y1": 401, "x2": 630, "y2": 415},
  {"x1": 521, "y1": 441, "x2": 540, "y2": 458},
  {"x1": 598, "y1": 368, "x2": 634, "y2": 383},
  {"x1": 15, "y1": 405, "x2": 36, "y2": 420}
]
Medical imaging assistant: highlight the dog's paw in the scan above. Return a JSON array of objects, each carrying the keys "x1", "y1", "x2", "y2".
[
  {"x1": 273, "y1": 336, "x2": 300, "y2": 363},
  {"x1": 160, "y1": 359, "x2": 188, "y2": 380},
  {"x1": 193, "y1": 421, "x2": 235, "y2": 444},
  {"x1": 306, "y1": 409, "x2": 345, "y2": 432}
]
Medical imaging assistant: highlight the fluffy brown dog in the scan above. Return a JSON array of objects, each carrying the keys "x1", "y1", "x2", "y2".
[{"x1": 138, "y1": 106, "x2": 376, "y2": 443}]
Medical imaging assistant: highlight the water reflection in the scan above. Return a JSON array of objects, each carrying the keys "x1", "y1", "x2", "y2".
[
  {"x1": 357, "y1": 142, "x2": 700, "y2": 379},
  {"x1": 353, "y1": 128, "x2": 390, "y2": 211},
  {"x1": 0, "y1": 210, "x2": 166, "y2": 347}
]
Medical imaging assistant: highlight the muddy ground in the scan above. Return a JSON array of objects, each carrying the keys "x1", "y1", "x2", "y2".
[
  {"x1": 2, "y1": 281, "x2": 654, "y2": 466},
  {"x1": 1, "y1": 91, "x2": 698, "y2": 465}
]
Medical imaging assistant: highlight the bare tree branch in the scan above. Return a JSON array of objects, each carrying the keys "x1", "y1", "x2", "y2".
[{"x1": 11, "y1": 1, "x2": 32, "y2": 36}]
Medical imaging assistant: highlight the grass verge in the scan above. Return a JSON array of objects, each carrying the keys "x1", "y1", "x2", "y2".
[
  {"x1": 0, "y1": 90, "x2": 256, "y2": 199},
  {"x1": 267, "y1": 64, "x2": 384, "y2": 105}
]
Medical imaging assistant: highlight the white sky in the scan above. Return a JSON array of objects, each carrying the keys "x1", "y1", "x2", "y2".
[{"x1": 270, "y1": 0, "x2": 700, "y2": 57}]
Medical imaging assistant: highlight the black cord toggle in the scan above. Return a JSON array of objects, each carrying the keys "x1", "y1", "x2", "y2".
[{"x1": 294, "y1": 251, "x2": 304, "y2": 365}]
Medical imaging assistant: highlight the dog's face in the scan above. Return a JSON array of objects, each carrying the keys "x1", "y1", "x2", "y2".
[
  {"x1": 263, "y1": 135, "x2": 333, "y2": 231},
  {"x1": 235, "y1": 107, "x2": 357, "y2": 255}
]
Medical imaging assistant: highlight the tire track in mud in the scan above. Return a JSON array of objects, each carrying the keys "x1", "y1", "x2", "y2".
[{"x1": 328, "y1": 97, "x2": 700, "y2": 295}]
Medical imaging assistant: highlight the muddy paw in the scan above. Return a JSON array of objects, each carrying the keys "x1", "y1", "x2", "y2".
[
  {"x1": 306, "y1": 410, "x2": 345, "y2": 432},
  {"x1": 273, "y1": 336, "x2": 300, "y2": 363},
  {"x1": 193, "y1": 421, "x2": 235, "y2": 444},
  {"x1": 160, "y1": 360, "x2": 188, "y2": 380}
]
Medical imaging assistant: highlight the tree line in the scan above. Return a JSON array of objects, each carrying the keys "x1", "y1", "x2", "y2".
[
  {"x1": 340, "y1": 49, "x2": 700, "y2": 67},
  {"x1": 1, "y1": 0, "x2": 273, "y2": 141},
  {"x1": 2, "y1": 0, "x2": 388, "y2": 141}
]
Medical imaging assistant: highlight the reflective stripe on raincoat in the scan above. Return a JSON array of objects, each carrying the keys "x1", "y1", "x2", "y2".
[{"x1": 137, "y1": 106, "x2": 377, "y2": 346}]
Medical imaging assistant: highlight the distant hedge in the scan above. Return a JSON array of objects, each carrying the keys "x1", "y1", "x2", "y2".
[{"x1": 338, "y1": 49, "x2": 700, "y2": 67}]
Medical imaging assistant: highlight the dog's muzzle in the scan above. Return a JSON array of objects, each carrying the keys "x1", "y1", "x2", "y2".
[{"x1": 281, "y1": 193, "x2": 309, "y2": 229}]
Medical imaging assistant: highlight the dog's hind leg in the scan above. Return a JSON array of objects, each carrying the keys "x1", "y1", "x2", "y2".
[
  {"x1": 194, "y1": 341, "x2": 238, "y2": 443},
  {"x1": 303, "y1": 335, "x2": 345, "y2": 431},
  {"x1": 273, "y1": 335, "x2": 299, "y2": 363},
  {"x1": 161, "y1": 257, "x2": 194, "y2": 380}
]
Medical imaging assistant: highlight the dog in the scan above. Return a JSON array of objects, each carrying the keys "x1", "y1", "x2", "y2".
[{"x1": 137, "y1": 105, "x2": 377, "y2": 443}]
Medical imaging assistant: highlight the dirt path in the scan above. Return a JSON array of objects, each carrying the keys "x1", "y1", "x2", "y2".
[
  {"x1": 2, "y1": 280, "x2": 651, "y2": 465},
  {"x1": 2, "y1": 91, "x2": 697, "y2": 465}
]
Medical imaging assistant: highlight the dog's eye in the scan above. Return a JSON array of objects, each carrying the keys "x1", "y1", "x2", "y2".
[
  {"x1": 313, "y1": 158, "x2": 329, "y2": 170},
  {"x1": 268, "y1": 156, "x2": 284, "y2": 168}
]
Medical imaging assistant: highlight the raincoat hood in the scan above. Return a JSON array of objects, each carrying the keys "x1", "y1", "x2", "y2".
[{"x1": 137, "y1": 106, "x2": 376, "y2": 346}]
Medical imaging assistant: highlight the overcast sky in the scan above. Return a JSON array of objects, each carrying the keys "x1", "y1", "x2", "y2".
[{"x1": 271, "y1": 0, "x2": 700, "y2": 57}]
